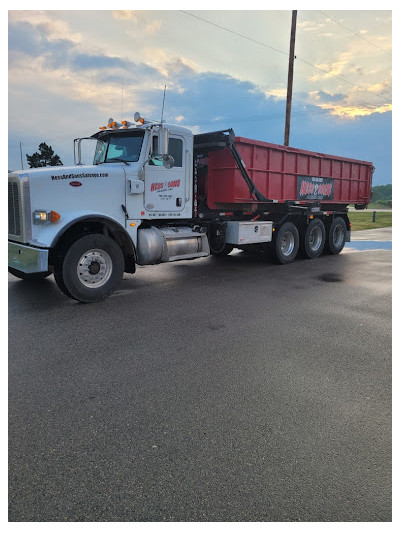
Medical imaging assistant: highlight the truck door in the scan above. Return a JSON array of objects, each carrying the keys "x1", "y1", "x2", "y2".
[{"x1": 143, "y1": 135, "x2": 188, "y2": 216}]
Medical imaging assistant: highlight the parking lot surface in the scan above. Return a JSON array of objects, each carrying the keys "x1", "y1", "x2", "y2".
[{"x1": 8, "y1": 234, "x2": 392, "y2": 521}]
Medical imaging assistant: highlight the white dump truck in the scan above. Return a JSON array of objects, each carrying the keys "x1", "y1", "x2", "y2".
[{"x1": 8, "y1": 113, "x2": 373, "y2": 302}]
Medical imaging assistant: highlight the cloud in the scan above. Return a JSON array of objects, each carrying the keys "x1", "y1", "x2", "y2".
[
  {"x1": 307, "y1": 86, "x2": 392, "y2": 119},
  {"x1": 308, "y1": 52, "x2": 353, "y2": 80},
  {"x1": 144, "y1": 20, "x2": 162, "y2": 36},
  {"x1": 297, "y1": 20, "x2": 328, "y2": 32},
  {"x1": 316, "y1": 102, "x2": 392, "y2": 119},
  {"x1": 8, "y1": 14, "x2": 169, "y2": 115},
  {"x1": 9, "y1": 10, "x2": 81, "y2": 43},
  {"x1": 264, "y1": 88, "x2": 287, "y2": 100},
  {"x1": 112, "y1": 11, "x2": 138, "y2": 22},
  {"x1": 112, "y1": 10, "x2": 162, "y2": 36},
  {"x1": 308, "y1": 90, "x2": 347, "y2": 103}
]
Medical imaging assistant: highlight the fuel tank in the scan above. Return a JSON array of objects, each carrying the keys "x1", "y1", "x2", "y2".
[{"x1": 137, "y1": 226, "x2": 210, "y2": 265}]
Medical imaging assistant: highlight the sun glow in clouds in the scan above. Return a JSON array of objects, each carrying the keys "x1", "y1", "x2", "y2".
[{"x1": 318, "y1": 102, "x2": 392, "y2": 118}]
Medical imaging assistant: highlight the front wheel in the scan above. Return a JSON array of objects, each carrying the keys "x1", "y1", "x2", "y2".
[
  {"x1": 272, "y1": 222, "x2": 299, "y2": 264},
  {"x1": 55, "y1": 234, "x2": 124, "y2": 303}
]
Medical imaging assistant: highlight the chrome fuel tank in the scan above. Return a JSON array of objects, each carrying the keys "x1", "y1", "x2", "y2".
[{"x1": 137, "y1": 226, "x2": 209, "y2": 265}]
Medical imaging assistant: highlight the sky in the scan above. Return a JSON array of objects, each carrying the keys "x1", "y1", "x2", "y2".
[{"x1": 7, "y1": 5, "x2": 392, "y2": 185}]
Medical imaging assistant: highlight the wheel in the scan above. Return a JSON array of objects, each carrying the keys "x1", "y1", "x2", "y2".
[
  {"x1": 301, "y1": 218, "x2": 326, "y2": 259},
  {"x1": 53, "y1": 261, "x2": 73, "y2": 299},
  {"x1": 55, "y1": 234, "x2": 124, "y2": 303},
  {"x1": 210, "y1": 243, "x2": 234, "y2": 256},
  {"x1": 272, "y1": 221, "x2": 299, "y2": 264},
  {"x1": 326, "y1": 217, "x2": 346, "y2": 255},
  {"x1": 8, "y1": 267, "x2": 52, "y2": 280}
]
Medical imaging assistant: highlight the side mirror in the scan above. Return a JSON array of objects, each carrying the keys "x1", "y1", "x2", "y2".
[
  {"x1": 162, "y1": 155, "x2": 174, "y2": 169},
  {"x1": 74, "y1": 138, "x2": 106, "y2": 165}
]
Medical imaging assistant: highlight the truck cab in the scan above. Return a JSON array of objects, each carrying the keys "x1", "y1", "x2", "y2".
[
  {"x1": 90, "y1": 122, "x2": 194, "y2": 220},
  {"x1": 8, "y1": 116, "x2": 209, "y2": 302}
]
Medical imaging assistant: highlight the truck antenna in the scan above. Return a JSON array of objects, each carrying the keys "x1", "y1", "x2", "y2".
[
  {"x1": 121, "y1": 80, "x2": 124, "y2": 121},
  {"x1": 160, "y1": 85, "x2": 167, "y2": 124}
]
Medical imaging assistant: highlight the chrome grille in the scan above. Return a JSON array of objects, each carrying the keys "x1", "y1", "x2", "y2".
[{"x1": 8, "y1": 181, "x2": 21, "y2": 236}]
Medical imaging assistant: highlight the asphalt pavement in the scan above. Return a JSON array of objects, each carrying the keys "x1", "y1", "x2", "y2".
[{"x1": 8, "y1": 228, "x2": 392, "y2": 522}]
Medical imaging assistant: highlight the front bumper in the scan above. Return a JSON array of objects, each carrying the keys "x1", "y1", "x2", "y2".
[{"x1": 8, "y1": 242, "x2": 49, "y2": 273}]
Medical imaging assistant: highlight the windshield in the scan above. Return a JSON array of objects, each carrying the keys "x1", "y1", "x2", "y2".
[{"x1": 94, "y1": 130, "x2": 145, "y2": 164}]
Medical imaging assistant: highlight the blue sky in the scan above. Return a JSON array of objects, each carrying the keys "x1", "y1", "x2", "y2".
[{"x1": 8, "y1": 8, "x2": 392, "y2": 185}]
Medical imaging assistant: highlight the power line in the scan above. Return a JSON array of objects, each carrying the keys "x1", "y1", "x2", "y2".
[
  {"x1": 318, "y1": 11, "x2": 392, "y2": 57},
  {"x1": 293, "y1": 56, "x2": 391, "y2": 104},
  {"x1": 180, "y1": 10, "x2": 288, "y2": 58},
  {"x1": 180, "y1": 10, "x2": 392, "y2": 106}
]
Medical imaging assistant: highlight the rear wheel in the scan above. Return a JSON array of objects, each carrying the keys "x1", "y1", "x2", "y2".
[
  {"x1": 55, "y1": 234, "x2": 124, "y2": 303},
  {"x1": 301, "y1": 218, "x2": 326, "y2": 259},
  {"x1": 272, "y1": 221, "x2": 299, "y2": 264},
  {"x1": 8, "y1": 268, "x2": 52, "y2": 280},
  {"x1": 326, "y1": 217, "x2": 346, "y2": 255}
]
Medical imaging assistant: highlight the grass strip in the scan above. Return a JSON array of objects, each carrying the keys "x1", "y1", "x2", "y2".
[{"x1": 348, "y1": 211, "x2": 392, "y2": 231}]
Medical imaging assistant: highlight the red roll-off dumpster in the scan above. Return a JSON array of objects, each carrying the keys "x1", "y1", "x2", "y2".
[{"x1": 204, "y1": 136, "x2": 374, "y2": 209}]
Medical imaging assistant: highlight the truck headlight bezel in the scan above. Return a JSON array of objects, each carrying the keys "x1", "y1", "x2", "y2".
[{"x1": 33, "y1": 210, "x2": 61, "y2": 224}]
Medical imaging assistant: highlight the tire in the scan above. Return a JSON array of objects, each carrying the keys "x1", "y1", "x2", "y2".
[
  {"x1": 8, "y1": 267, "x2": 52, "y2": 280},
  {"x1": 210, "y1": 243, "x2": 234, "y2": 256},
  {"x1": 326, "y1": 217, "x2": 346, "y2": 255},
  {"x1": 301, "y1": 218, "x2": 326, "y2": 259},
  {"x1": 53, "y1": 262, "x2": 73, "y2": 299},
  {"x1": 272, "y1": 221, "x2": 299, "y2": 264},
  {"x1": 55, "y1": 234, "x2": 124, "y2": 303}
]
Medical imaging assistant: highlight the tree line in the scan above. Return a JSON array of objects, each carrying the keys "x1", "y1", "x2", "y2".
[{"x1": 371, "y1": 184, "x2": 392, "y2": 207}]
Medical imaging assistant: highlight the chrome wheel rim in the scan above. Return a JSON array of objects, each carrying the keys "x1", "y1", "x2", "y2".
[
  {"x1": 281, "y1": 231, "x2": 295, "y2": 256},
  {"x1": 77, "y1": 249, "x2": 113, "y2": 288},
  {"x1": 333, "y1": 225, "x2": 344, "y2": 247},
  {"x1": 309, "y1": 226, "x2": 323, "y2": 251}
]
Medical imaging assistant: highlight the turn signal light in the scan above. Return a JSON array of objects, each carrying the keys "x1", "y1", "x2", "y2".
[{"x1": 50, "y1": 211, "x2": 61, "y2": 223}]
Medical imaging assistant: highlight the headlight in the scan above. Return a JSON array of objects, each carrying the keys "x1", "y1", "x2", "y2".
[{"x1": 33, "y1": 210, "x2": 61, "y2": 223}]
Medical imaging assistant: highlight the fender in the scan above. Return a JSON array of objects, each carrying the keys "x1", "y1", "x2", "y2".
[{"x1": 50, "y1": 213, "x2": 137, "y2": 262}]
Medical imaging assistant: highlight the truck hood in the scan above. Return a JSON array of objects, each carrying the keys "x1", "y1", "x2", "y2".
[{"x1": 10, "y1": 165, "x2": 110, "y2": 179}]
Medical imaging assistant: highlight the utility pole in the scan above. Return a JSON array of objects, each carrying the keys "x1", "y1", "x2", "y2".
[
  {"x1": 19, "y1": 141, "x2": 24, "y2": 170},
  {"x1": 284, "y1": 10, "x2": 297, "y2": 147}
]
